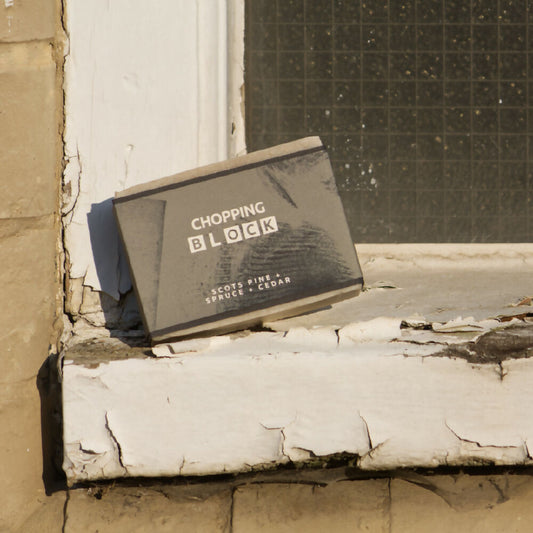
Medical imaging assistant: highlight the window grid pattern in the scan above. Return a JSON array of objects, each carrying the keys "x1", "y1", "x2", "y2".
[{"x1": 245, "y1": 0, "x2": 532, "y2": 242}]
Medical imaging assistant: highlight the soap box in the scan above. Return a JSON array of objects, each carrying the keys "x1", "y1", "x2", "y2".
[{"x1": 113, "y1": 137, "x2": 363, "y2": 343}]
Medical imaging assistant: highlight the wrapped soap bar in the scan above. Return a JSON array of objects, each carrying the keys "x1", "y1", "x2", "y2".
[{"x1": 113, "y1": 136, "x2": 363, "y2": 343}]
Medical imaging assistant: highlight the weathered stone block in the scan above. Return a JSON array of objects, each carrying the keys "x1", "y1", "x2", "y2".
[
  {"x1": 390, "y1": 476, "x2": 533, "y2": 533},
  {"x1": 0, "y1": 42, "x2": 57, "y2": 218},
  {"x1": 0, "y1": 0, "x2": 56, "y2": 42},
  {"x1": 65, "y1": 485, "x2": 232, "y2": 533},
  {"x1": 232, "y1": 481, "x2": 390, "y2": 532},
  {"x1": 0, "y1": 381, "x2": 53, "y2": 532},
  {"x1": 0, "y1": 216, "x2": 59, "y2": 530},
  {"x1": 15, "y1": 492, "x2": 65, "y2": 533},
  {"x1": 0, "y1": 218, "x2": 57, "y2": 381}
]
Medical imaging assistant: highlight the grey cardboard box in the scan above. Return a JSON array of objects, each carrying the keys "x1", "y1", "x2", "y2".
[{"x1": 113, "y1": 137, "x2": 363, "y2": 343}]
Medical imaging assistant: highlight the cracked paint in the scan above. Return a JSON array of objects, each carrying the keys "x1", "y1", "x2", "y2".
[
  {"x1": 259, "y1": 423, "x2": 290, "y2": 462},
  {"x1": 61, "y1": 243, "x2": 533, "y2": 483},
  {"x1": 360, "y1": 414, "x2": 373, "y2": 450},
  {"x1": 104, "y1": 412, "x2": 127, "y2": 474},
  {"x1": 62, "y1": 320, "x2": 533, "y2": 483},
  {"x1": 444, "y1": 421, "x2": 529, "y2": 462},
  {"x1": 61, "y1": 1, "x2": 245, "y2": 307}
]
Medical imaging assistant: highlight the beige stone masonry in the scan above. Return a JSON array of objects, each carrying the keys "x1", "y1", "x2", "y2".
[
  {"x1": 0, "y1": 220, "x2": 56, "y2": 381},
  {"x1": 232, "y1": 480, "x2": 390, "y2": 533},
  {"x1": 58, "y1": 473, "x2": 533, "y2": 533},
  {"x1": 0, "y1": 1, "x2": 62, "y2": 530},
  {"x1": 0, "y1": 41, "x2": 57, "y2": 219},
  {"x1": 64, "y1": 484, "x2": 232, "y2": 533},
  {"x1": 390, "y1": 475, "x2": 533, "y2": 533},
  {"x1": 0, "y1": 0, "x2": 56, "y2": 42}
]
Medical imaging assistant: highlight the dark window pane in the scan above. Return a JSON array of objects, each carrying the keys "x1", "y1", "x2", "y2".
[{"x1": 245, "y1": 0, "x2": 533, "y2": 242}]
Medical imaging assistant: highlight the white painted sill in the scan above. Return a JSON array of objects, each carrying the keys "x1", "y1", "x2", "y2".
[{"x1": 61, "y1": 244, "x2": 533, "y2": 486}]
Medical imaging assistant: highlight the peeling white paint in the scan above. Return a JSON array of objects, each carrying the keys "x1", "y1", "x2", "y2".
[
  {"x1": 62, "y1": 329, "x2": 533, "y2": 483},
  {"x1": 151, "y1": 326, "x2": 442, "y2": 361},
  {"x1": 63, "y1": 0, "x2": 245, "y2": 299},
  {"x1": 62, "y1": 245, "x2": 533, "y2": 483}
]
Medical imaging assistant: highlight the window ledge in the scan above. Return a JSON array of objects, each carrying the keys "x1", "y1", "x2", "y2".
[{"x1": 62, "y1": 244, "x2": 533, "y2": 485}]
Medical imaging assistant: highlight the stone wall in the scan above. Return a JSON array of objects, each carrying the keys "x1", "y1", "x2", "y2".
[
  {"x1": 0, "y1": 0, "x2": 65, "y2": 530},
  {"x1": 61, "y1": 471, "x2": 533, "y2": 532}
]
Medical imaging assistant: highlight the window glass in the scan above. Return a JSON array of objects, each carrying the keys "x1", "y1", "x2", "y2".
[{"x1": 245, "y1": 0, "x2": 532, "y2": 242}]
